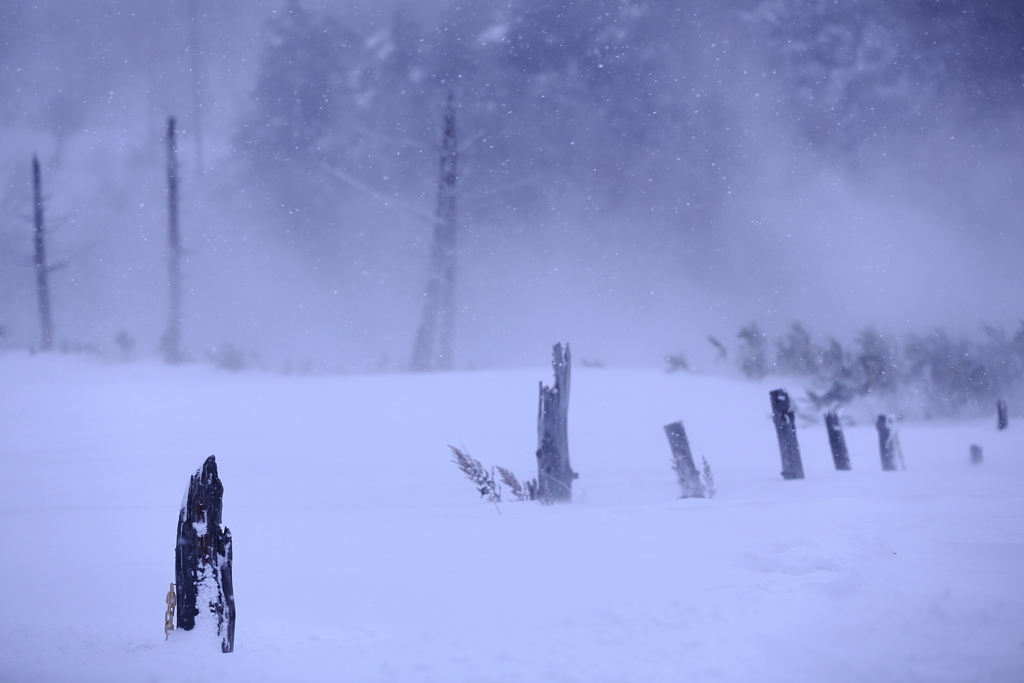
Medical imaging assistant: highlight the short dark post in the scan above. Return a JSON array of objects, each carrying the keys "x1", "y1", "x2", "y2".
[
  {"x1": 997, "y1": 399, "x2": 1008, "y2": 430},
  {"x1": 175, "y1": 455, "x2": 235, "y2": 653},
  {"x1": 664, "y1": 421, "x2": 705, "y2": 498},
  {"x1": 824, "y1": 411, "x2": 851, "y2": 470},
  {"x1": 876, "y1": 415, "x2": 897, "y2": 471},
  {"x1": 770, "y1": 389, "x2": 804, "y2": 480},
  {"x1": 536, "y1": 343, "x2": 577, "y2": 502},
  {"x1": 970, "y1": 444, "x2": 983, "y2": 465}
]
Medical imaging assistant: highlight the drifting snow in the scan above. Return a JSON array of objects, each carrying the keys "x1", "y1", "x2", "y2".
[{"x1": 0, "y1": 352, "x2": 1021, "y2": 682}]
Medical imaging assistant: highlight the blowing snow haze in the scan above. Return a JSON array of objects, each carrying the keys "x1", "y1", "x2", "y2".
[{"x1": 1, "y1": 0, "x2": 1022, "y2": 370}]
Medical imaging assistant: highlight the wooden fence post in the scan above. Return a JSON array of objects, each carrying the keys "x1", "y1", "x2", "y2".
[
  {"x1": 770, "y1": 389, "x2": 804, "y2": 480},
  {"x1": 875, "y1": 415, "x2": 898, "y2": 471},
  {"x1": 664, "y1": 421, "x2": 705, "y2": 498},
  {"x1": 824, "y1": 411, "x2": 851, "y2": 470},
  {"x1": 997, "y1": 399, "x2": 1008, "y2": 430},
  {"x1": 536, "y1": 343, "x2": 577, "y2": 502},
  {"x1": 175, "y1": 455, "x2": 235, "y2": 653}
]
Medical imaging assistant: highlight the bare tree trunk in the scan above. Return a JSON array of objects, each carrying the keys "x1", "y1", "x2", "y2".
[
  {"x1": 664, "y1": 421, "x2": 704, "y2": 498},
  {"x1": 164, "y1": 117, "x2": 183, "y2": 364},
  {"x1": 876, "y1": 414, "x2": 898, "y2": 471},
  {"x1": 824, "y1": 411, "x2": 851, "y2": 470},
  {"x1": 32, "y1": 156, "x2": 54, "y2": 351},
  {"x1": 770, "y1": 389, "x2": 804, "y2": 480},
  {"x1": 997, "y1": 399, "x2": 1008, "y2": 430},
  {"x1": 537, "y1": 343, "x2": 576, "y2": 501},
  {"x1": 410, "y1": 92, "x2": 457, "y2": 372},
  {"x1": 175, "y1": 455, "x2": 235, "y2": 653}
]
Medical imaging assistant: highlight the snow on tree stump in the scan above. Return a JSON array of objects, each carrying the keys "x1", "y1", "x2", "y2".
[
  {"x1": 664, "y1": 421, "x2": 704, "y2": 498},
  {"x1": 175, "y1": 455, "x2": 235, "y2": 653},
  {"x1": 876, "y1": 415, "x2": 898, "y2": 472},
  {"x1": 824, "y1": 411, "x2": 851, "y2": 471},
  {"x1": 970, "y1": 444, "x2": 983, "y2": 465},
  {"x1": 997, "y1": 399, "x2": 1008, "y2": 430},
  {"x1": 770, "y1": 389, "x2": 804, "y2": 480},
  {"x1": 536, "y1": 343, "x2": 577, "y2": 502}
]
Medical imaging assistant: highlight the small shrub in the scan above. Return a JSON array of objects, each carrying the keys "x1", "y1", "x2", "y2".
[
  {"x1": 496, "y1": 466, "x2": 538, "y2": 501},
  {"x1": 450, "y1": 445, "x2": 501, "y2": 504},
  {"x1": 701, "y1": 456, "x2": 717, "y2": 499}
]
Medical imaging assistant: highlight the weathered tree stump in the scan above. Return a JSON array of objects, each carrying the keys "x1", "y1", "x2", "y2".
[
  {"x1": 824, "y1": 411, "x2": 851, "y2": 471},
  {"x1": 536, "y1": 343, "x2": 577, "y2": 502},
  {"x1": 970, "y1": 444, "x2": 983, "y2": 465},
  {"x1": 875, "y1": 415, "x2": 898, "y2": 471},
  {"x1": 175, "y1": 455, "x2": 235, "y2": 653},
  {"x1": 770, "y1": 389, "x2": 804, "y2": 480},
  {"x1": 664, "y1": 421, "x2": 705, "y2": 498},
  {"x1": 997, "y1": 399, "x2": 1008, "y2": 430}
]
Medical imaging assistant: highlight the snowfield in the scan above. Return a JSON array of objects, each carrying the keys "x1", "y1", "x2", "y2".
[{"x1": 1, "y1": 351, "x2": 1022, "y2": 682}]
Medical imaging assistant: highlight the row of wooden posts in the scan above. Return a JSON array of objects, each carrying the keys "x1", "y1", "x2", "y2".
[
  {"x1": 166, "y1": 345, "x2": 1011, "y2": 652},
  {"x1": 770, "y1": 389, "x2": 1009, "y2": 479}
]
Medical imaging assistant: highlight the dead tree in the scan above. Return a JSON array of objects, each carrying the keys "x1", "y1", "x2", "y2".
[
  {"x1": 664, "y1": 421, "x2": 704, "y2": 498},
  {"x1": 537, "y1": 343, "x2": 577, "y2": 501},
  {"x1": 997, "y1": 399, "x2": 1008, "y2": 430},
  {"x1": 164, "y1": 117, "x2": 183, "y2": 364},
  {"x1": 32, "y1": 156, "x2": 54, "y2": 351},
  {"x1": 409, "y1": 93, "x2": 458, "y2": 372},
  {"x1": 770, "y1": 389, "x2": 804, "y2": 480},
  {"x1": 876, "y1": 414, "x2": 898, "y2": 471},
  {"x1": 824, "y1": 411, "x2": 851, "y2": 470},
  {"x1": 175, "y1": 455, "x2": 235, "y2": 653}
]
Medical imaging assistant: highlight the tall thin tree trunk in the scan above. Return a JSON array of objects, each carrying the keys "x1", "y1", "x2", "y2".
[
  {"x1": 164, "y1": 117, "x2": 183, "y2": 364},
  {"x1": 410, "y1": 92, "x2": 457, "y2": 372},
  {"x1": 32, "y1": 156, "x2": 54, "y2": 351}
]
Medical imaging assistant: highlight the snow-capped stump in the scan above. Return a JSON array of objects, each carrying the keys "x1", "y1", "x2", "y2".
[
  {"x1": 876, "y1": 415, "x2": 899, "y2": 471},
  {"x1": 536, "y1": 343, "x2": 577, "y2": 502},
  {"x1": 970, "y1": 444, "x2": 983, "y2": 465},
  {"x1": 770, "y1": 389, "x2": 804, "y2": 480},
  {"x1": 175, "y1": 455, "x2": 235, "y2": 653},
  {"x1": 824, "y1": 411, "x2": 851, "y2": 471},
  {"x1": 997, "y1": 399, "x2": 1008, "y2": 430},
  {"x1": 664, "y1": 421, "x2": 704, "y2": 498}
]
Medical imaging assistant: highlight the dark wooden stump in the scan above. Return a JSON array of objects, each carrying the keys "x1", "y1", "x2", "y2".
[
  {"x1": 824, "y1": 411, "x2": 851, "y2": 470},
  {"x1": 664, "y1": 421, "x2": 705, "y2": 498},
  {"x1": 770, "y1": 389, "x2": 804, "y2": 480},
  {"x1": 970, "y1": 444, "x2": 983, "y2": 465},
  {"x1": 175, "y1": 455, "x2": 235, "y2": 653},
  {"x1": 997, "y1": 399, "x2": 1008, "y2": 430},
  {"x1": 536, "y1": 343, "x2": 577, "y2": 502},
  {"x1": 876, "y1": 415, "x2": 898, "y2": 471}
]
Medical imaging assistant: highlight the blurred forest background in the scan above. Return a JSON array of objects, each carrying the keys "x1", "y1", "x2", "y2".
[{"x1": 1, "y1": 0, "x2": 1022, "y2": 410}]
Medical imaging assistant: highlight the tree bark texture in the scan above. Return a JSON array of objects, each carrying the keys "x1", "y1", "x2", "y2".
[
  {"x1": 997, "y1": 399, "x2": 1008, "y2": 430},
  {"x1": 824, "y1": 411, "x2": 851, "y2": 470},
  {"x1": 536, "y1": 343, "x2": 577, "y2": 502},
  {"x1": 175, "y1": 455, "x2": 235, "y2": 653},
  {"x1": 876, "y1": 415, "x2": 898, "y2": 471},
  {"x1": 410, "y1": 92, "x2": 457, "y2": 372},
  {"x1": 770, "y1": 389, "x2": 804, "y2": 480},
  {"x1": 164, "y1": 117, "x2": 183, "y2": 364},
  {"x1": 664, "y1": 421, "x2": 704, "y2": 498},
  {"x1": 32, "y1": 156, "x2": 54, "y2": 351}
]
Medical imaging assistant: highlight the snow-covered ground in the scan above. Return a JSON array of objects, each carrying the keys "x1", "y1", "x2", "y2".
[{"x1": 1, "y1": 351, "x2": 1022, "y2": 682}]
